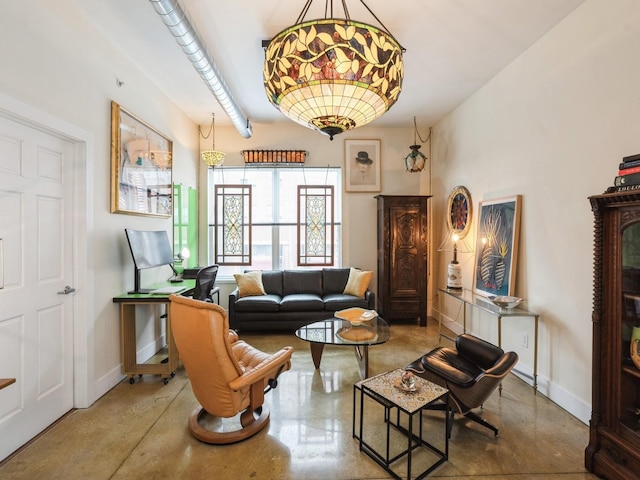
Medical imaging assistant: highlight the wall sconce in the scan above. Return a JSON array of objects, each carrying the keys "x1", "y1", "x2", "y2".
[{"x1": 404, "y1": 117, "x2": 431, "y2": 172}]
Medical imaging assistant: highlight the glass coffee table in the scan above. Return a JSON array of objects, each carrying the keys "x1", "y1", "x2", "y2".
[{"x1": 295, "y1": 316, "x2": 390, "y2": 378}]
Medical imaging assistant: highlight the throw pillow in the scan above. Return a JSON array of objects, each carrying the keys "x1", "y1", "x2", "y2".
[
  {"x1": 234, "y1": 271, "x2": 266, "y2": 298},
  {"x1": 343, "y1": 267, "x2": 372, "y2": 298}
]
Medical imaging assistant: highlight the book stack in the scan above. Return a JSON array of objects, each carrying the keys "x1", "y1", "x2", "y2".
[{"x1": 614, "y1": 153, "x2": 640, "y2": 192}]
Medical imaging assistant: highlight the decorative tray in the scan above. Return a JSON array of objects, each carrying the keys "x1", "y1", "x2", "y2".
[{"x1": 334, "y1": 307, "x2": 378, "y2": 325}]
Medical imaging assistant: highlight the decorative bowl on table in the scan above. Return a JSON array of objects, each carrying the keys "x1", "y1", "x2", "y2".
[
  {"x1": 489, "y1": 295, "x2": 522, "y2": 309},
  {"x1": 334, "y1": 307, "x2": 378, "y2": 325}
]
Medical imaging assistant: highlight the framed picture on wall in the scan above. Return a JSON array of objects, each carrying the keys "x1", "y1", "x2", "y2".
[
  {"x1": 344, "y1": 139, "x2": 381, "y2": 192},
  {"x1": 473, "y1": 195, "x2": 522, "y2": 297},
  {"x1": 110, "y1": 101, "x2": 173, "y2": 217}
]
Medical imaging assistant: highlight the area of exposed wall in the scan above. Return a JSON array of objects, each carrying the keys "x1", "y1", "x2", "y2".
[{"x1": 432, "y1": 0, "x2": 640, "y2": 423}]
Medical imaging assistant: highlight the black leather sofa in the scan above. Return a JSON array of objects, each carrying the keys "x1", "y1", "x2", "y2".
[{"x1": 228, "y1": 268, "x2": 375, "y2": 332}]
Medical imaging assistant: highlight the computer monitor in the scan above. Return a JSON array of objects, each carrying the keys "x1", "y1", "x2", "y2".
[{"x1": 124, "y1": 229, "x2": 175, "y2": 293}]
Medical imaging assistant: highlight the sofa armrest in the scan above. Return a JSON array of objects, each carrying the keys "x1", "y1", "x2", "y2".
[
  {"x1": 229, "y1": 288, "x2": 239, "y2": 324},
  {"x1": 365, "y1": 290, "x2": 376, "y2": 310}
]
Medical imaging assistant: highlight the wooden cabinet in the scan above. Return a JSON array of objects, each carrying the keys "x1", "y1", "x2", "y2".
[
  {"x1": 586, "y1": 191, "x2": 640, "y2": 479},
  {"x1": 375, "y1": 195, "x2": 430, "y2": 325}
]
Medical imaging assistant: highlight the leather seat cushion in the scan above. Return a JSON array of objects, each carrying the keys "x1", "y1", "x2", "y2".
[
  {"x1": 279, "y1": 294, "x2": 324, "y2": 311},
  {"x1": 421, "y1": 347, "x2": 484, "y2": 388},
  {"x1": 234, "y1": 294, "x2": 281, "y2": 312}
]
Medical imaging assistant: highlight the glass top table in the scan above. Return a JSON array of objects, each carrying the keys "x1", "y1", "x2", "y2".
[{"x1": 295, "y1": 316, "x2": 390, "y2": 379}]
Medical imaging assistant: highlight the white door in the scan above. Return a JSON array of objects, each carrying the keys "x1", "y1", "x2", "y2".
[{"x1": 0, "y1": 116, "x2": 75, "y2": 460}]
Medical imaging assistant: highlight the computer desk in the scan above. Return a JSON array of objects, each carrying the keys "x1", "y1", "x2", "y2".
[{"x1": 112, "y1": 280, "x2": 195, "y2": 385}]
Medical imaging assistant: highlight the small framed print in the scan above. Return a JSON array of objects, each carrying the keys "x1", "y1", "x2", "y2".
[
  {"x1": 110, "y1": 101, "x2": 173, "y2": 217},
  {"x1": 345, "y1": 139, "x2": 381, "y2": 192},
  {"x1": 473, "y1": 195, "x2": 522, "y2": 297}
]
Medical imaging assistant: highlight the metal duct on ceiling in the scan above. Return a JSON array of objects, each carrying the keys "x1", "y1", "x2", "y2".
[{"x1": 149, "y1": 0, "x2": 252, "y2": 138}]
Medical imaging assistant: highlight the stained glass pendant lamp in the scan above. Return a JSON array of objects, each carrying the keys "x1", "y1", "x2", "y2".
[
  {"x1": 404, "y1": 117, "x2": 430, "y2": 173},
  {"x1": 263, "y1": 0, "x2": 405, "y2": 140},
  {"x1": 200, "y1": 113, "x2": 226, "y2": 167}
]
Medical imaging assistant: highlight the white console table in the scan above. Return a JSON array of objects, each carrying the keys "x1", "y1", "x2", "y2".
[{"x1": 438, "y1": 287, "x2": 539, "y2": 394}]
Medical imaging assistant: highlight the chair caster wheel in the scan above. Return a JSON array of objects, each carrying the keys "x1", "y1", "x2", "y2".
[
  {"x1": 171, "y1": 371, "x2": 176, "y2": 377},
  {"x1": 163, "y1": 378, "x2": 169, "y2": 385},
  {"x1": 129, "y1": 377, "x2": 135, "y2": 384}
]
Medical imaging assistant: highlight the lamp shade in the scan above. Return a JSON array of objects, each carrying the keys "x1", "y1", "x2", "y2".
[
  {"x1": 404, "y1": 144, "x2": 427, "y2": 172},
  {"x1": 264, "y1": 19, "x2": 404, "y2": 140},
  {"x1": 201, "y1": 150, "x2": 226, "y2": 167}
]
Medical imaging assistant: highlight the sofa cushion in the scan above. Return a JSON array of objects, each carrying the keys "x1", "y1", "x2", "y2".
[
  {"x1": 322, "y1": 268, "x2": 350, "y2": 294},
  {"x1": 280, "y1": 294, "x2": 324, "y2": 312},
  {"x1": 343, "y1": 268, "x2": 372, "y2": 298},
  {"x1": 283, "y1": 270, "x2": 323, "y2": 296},
  {"x1": 260, "y1": 270, "x2": 283, "y2": 297},
  {"x1": 324, "y1": 294, "x2": 370, "y2": 312},
  {"x1": 234, "y1": 271, "x2": 266, "y2": 297},
  {"x1": 234, "y1": 294, "x2": 282, "y2": 313}
]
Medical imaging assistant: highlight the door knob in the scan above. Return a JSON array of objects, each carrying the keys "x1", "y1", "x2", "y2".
[{"x1": 58, "y1": 286, "x2": 76, "y2": 295}]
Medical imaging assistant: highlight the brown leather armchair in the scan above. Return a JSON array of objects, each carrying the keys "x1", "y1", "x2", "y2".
[
  {"x1": 169, "y1": 294, "x2": 293, "y2": 444},
  {"x1": 406, "y1": 333, "x2": 518, "y2": 437}
]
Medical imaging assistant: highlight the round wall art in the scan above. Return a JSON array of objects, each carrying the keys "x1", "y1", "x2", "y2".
[{"x1": 447, "y1": 186, "x2": 472, "y2": 238}]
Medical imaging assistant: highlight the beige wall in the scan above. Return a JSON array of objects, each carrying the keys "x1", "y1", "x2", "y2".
[{"x1": 432, "y1": 0, "x2": 640, "y2": 423}]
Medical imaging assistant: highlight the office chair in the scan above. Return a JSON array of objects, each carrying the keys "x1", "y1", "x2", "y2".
[
  {"x1": 192, "y1": 264, "x2": 218, "y2": 302},
  {"x1": 169, "y1": 294, "x2": 293, "y2": 444},
  {"x1": 406, "y1": 333, "x2": 519, "y2": 437}
]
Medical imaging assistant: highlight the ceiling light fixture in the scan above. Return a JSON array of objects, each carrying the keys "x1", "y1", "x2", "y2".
[
  {"x1": 200, "y1": 113, "x2": 226, "y2": 167},
  {"x1": 263, "y1": 0, "x2": 405, "y2": 140},
  {"x1": 404, "y1": 117, "x2": 430, "y2": 173}
]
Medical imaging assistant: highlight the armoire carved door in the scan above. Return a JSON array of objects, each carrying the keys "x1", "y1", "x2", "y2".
[{"x1": 375, "y1": 195, "x2": 430, "y2": 325}]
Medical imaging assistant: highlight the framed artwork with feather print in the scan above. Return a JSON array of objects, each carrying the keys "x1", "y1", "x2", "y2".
[{"x1": 473, "y1": 195, "x2": 522, "y2": 297}]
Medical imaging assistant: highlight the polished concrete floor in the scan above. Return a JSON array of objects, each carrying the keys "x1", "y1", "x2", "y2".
[{"x1": 0, "y1": 322, "x2": 597, "y2": 479}]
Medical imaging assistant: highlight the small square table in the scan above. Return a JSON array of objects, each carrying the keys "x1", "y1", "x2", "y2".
[{"x1": 354, "y1": 369, "x2": 449, "y2": 480}]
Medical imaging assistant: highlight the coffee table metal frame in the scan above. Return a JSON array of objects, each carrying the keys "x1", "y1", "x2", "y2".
[{"x1": 353, "y1": 369, "x2": 450, "y2": 480}]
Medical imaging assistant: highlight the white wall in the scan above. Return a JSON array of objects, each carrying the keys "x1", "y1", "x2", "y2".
[
  {"x1": 432, "y1": 0, "x2": 640, "y2": 423},
  {"x1": 0, "y1": 2, "x2": 199, "y2": 403}
]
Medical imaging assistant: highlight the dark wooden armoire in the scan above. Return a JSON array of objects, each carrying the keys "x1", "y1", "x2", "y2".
[
  {"x1": 586, "y1": 190, "x2": 640, "y2": 478},
  {"x1": 375, "y1": 195, "x2": 430, "y2": 326}
]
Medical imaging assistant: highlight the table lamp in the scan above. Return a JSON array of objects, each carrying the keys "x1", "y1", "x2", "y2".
[{"x1": 447, "y1": 233, "x2": 462, "y2": 290}]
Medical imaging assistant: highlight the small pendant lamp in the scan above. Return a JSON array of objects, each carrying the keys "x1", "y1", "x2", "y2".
[
  {"x1": 200, "y1": 113, "x2": 226, "y2": 167},
  {"x1": 404, "y1": 116, "x2": 430, "y2": 173}
]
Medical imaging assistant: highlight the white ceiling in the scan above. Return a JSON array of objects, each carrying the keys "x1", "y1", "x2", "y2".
[{"x1": 77, "y1": 0, "x2": 585, "y2": 131}]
